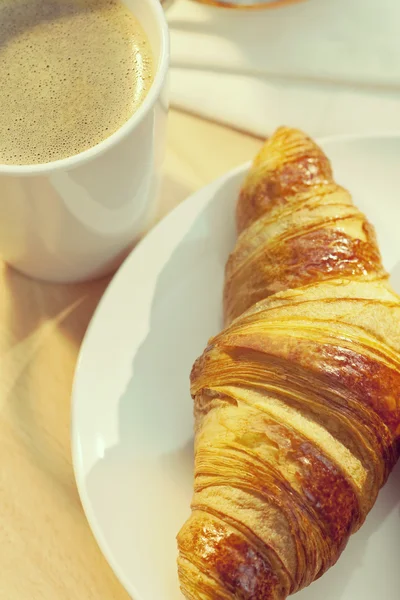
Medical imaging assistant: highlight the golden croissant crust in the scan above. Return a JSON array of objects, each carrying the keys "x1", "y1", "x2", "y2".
[{"x1": 177, "y1": 127, "x2": 400, "y2": 600}]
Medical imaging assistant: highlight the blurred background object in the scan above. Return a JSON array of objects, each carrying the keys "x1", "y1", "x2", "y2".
[
  {"x1": 188, "y1": 0, "x2": 297, "y2": 8},
  {"x1": 167, "y1": 0, "x2": 400, "y2": 138},
  {"x1": 161, "y1": 0, "x2": 296, "y2": 9}
]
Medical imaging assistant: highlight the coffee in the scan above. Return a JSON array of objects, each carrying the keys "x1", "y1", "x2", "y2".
[{"x1": 0, "y1": 0, "x2": 154, "y2": 165}]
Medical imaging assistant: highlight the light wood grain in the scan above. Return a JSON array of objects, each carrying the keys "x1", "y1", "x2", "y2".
[{"x1": 0, "y1": 110, "x2": 262, "y2": 599}]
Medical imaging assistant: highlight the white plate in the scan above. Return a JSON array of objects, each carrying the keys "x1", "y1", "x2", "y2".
[{"x1": 72, "y1": 134, "x2": 400, "y2": 600}]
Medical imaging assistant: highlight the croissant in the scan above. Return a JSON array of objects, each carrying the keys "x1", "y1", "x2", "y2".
[{"x1": 177, "y1": 127, "x2": 400, "y2": 599}]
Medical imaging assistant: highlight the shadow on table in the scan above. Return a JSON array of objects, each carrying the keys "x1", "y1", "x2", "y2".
[
  {"x1": 2, "y1": 263, "x2": 111, "y2": 345},
  {"x1": 157, "y1": 173, "x2": 195, "y2": 222},
  {"x1": 2, "y1": 263, "x2": 111, "y2": 498}
]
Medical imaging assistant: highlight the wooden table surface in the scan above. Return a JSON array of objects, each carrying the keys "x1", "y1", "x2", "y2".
[{"x1": 0, "y1": 110, "x2": 262, "y2": 600}]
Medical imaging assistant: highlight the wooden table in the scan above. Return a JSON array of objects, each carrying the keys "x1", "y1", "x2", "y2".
[{"x1": 0, "y1": 111, "x2": 262, "y2": 600}]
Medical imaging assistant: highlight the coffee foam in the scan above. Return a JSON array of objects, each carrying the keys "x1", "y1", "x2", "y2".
[{"x1": 0, "y1": 0, "x2": 154, "y2": 165}]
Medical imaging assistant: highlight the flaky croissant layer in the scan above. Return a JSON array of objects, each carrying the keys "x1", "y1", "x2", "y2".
[{"x1": 177, "y1": 127, "x2": 400, "y2": 600}]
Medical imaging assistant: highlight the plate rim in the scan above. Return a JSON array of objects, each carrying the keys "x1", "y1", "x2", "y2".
[{"x1": 70, "y1": 130, "x2": 400, "y2": 599}]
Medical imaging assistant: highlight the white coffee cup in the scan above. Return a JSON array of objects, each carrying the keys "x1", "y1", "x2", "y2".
[{"x1": 0, "y1": 0, "x2": 169, "y2": 283}]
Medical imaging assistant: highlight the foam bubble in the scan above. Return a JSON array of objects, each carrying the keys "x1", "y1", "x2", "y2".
[{"x1": 0, "y1": 0, "x2": 154, "y2": 165}]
